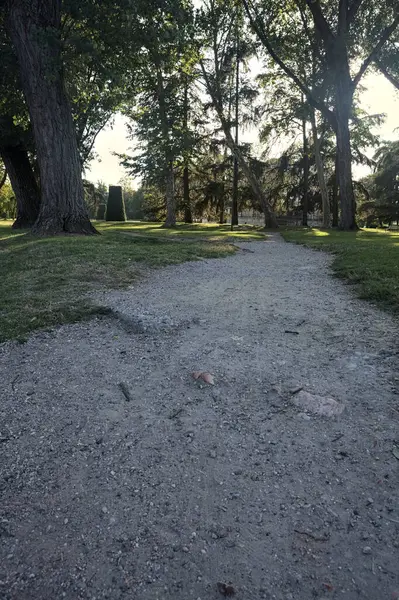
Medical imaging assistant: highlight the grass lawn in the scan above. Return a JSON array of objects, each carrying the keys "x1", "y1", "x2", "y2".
[
  {"x1": 0, "y1": 220, "x2": 264, "y2": 342},
  {"x1": 281, "y1": 228, "x2": 399, "y2": 313}
]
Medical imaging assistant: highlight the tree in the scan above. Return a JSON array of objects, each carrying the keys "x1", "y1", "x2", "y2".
[
  {"x1": 62, "y1": 0, "x2": 137, "y2": 168},
  {"x1": 370, "y1": 15, "x2": 399, "y2": 90},
  {"x1": 120, "y1": 0, "x2": 197, "y2": 228},
  {"x1": 198, "y1": 0, "x2": 278, "y2": 227},
  {"x1": 373, "y1": 141, "x2": 399, "y2": 224},
  {"x1": 0, "y1": 139, "x2": 40, "y2": 228},
  {"x1": 6, "y1": 0, "x2": 97, "y2": 234},
  {"x1": 240, "y1": 0, "x2": 399, "y2": 229},
  {"x1": 0, "y1": 11, "x2": 41, "y2": 229}
]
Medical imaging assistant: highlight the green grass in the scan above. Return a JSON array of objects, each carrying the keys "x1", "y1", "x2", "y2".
[
  {"x1": 0, "y1": 220, "x2": 264, "y2": 342},
  {"x1": 281, "y1": 228, "x2": 399, "y2": 312},
  {"x1": 97, "y1": 221, "x2": 266, "y2": 240}
]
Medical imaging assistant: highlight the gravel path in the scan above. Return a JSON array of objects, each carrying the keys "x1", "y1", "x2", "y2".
[{"x1": 1, "y1": 234, "x2": 398, "y2": 600}]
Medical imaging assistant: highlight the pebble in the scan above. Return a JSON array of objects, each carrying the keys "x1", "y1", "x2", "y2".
[
  {"x1": 297, "y1": 412, "x2": 311, "y2": 421},
  {"x1": 362, "y1": 546, "x2": 372, "y2": 555}
]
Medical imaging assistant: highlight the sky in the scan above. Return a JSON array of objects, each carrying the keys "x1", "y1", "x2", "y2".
[{"x1": 85, "y1": 71, "x2": 399, "y2": 188}]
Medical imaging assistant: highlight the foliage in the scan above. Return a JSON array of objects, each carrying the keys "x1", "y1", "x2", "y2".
[
  {"x1": 0, "y1": 179, "x2": 16, "y2": 219},
  {"x1": 374, "y1": 141, "x2": 399, "y2": 222},
  {"x1": 120, "y1": 1, "x2": 197, "y2": 184},
  {"x1": 118, "y1": 177, "x2": 145, "y2": 220},
  {"x1": 62, "y1": 0, "x2": 138, "y2": 165},
  {"x1": 357, "y1": 141, "x2": 399, "y2": 226},
  {"x1": 106, "y1": 186, "x2": 127, "y2": 222}
]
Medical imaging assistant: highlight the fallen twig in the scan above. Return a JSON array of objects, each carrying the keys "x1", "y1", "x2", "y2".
[
  {"x1": 168, "y1": 407, "x2": 184, "y2": 419},
  {"x1": 294, "y1": 528, "x2": 330, "y2": 542},
  {"x1": 11, "y1": 375, "x2": 19, "y2": 392},
  {"x1": 118, "y1": 382, "x2": 133, "y2": 402},
  {"x1": 290, "y1": 386, "x2": 303, "y2": 395},
  {"x1": 386, "y1": 516, "x2": 399, "y2": 524}
]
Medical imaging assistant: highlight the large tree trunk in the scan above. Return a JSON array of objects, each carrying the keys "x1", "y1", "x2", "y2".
[
  {"x1": 219, "y1": 195, "x2": 225, "y2": 225},
  {"x1": 163, "y1": 162, "x2": 176, "y2": 228},
  {"x1": 302, "y1": 115, "x2": 309, "y2": 227},
  {"x1": 7, "y1": 0, "x2": 97, "y2": 235},
  {"x1": 0, "y1": 143, "x2": 40, "y2": 229},
  {"x1": 182, "y1": 75, "x2": 192, "y2": 225},
  {"x1": 232, "y1": 157, "x2": 239, "y2": 227},
  {"x1": 183, "y1": 164, "x2": 192, "y2": 224},
  {"x1": 154, "y1": 58, "x2": 176, "y2": 229},
  {"x1": 231, "y1": 23, "x2": 240, "y2": 229},
  {"x1": 334, "y1": 46, "x2": 357, "y2": 230},
  {"x1": 332, "y1": 149, "x2": 339, "y2": 227},
  {"x1": 335, "y1": 104, "x2": 357, "y2": 229},
  {"x1": 310, "y1": 109, "x2": 330, "y2": 228}
]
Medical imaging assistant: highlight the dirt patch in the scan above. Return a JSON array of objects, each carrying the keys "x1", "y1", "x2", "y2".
[{"x1": 0, "y1": 233, "x2": 398, "y2": 599}]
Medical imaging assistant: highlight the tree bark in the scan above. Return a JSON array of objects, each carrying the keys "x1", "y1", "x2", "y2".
[
  {"x1": 154, "y1": 56, "x2": 176, "y2": 229},
  {"x1": 375, "y1": 60, "x2": 399, "y2": 91},
  {"x1": 332, "y1": 149, "x2": 339, "y2": 227},
  {"x1": 0, "y1": 143, "x2": 40, "y2": 229},
  {"x1": 7, "y1": 0, "x2": 97, "y2": 235},
  {"x1": 302, "y1": 115, "x2": 309, "y2": 227},
  {"x1": 303, "y1": 0, "x2": 357, "y2": 230},
  {"x1": 231, "y1": 17, "x2": 240, "y2": 229},
  {"x1": 335, "y1": 67, "x2": 357, "y2": 229},
  {"x1": 310, "y1": 109, "x2": 330, "y2": 228},
  {"x1": 182, "y1": 75, "x2": 192, "y2": 224},
  {"x1": 163, "y1": 161, "x2": 176, "y2": 228},
  {"x1": 219, "y1": 195, "x2": 225, "y2": 224},
  {"x1": 183, "y1": 164, "x2": 192, "y2": 224}
]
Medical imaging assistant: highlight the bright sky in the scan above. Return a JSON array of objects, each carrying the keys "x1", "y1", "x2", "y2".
[{"x1": 85, "y1": 71, "x2": 399, "y2": 187}]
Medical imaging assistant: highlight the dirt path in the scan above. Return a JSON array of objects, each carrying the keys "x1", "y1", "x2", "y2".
[{"x1": 1, "y1": 234, "x2": 398, "y2": 600}]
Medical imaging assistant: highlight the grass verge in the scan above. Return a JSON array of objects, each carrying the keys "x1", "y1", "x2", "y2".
[
  {"x1": 0, "y1": 220, "x2": 263, "y2": 342},
  {"x1": 281, "y1": 228, "x2": 399, "y2": 313}
]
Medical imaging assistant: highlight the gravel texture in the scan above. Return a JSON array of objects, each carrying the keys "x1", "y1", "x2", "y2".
[{"x1": 0, "y1": 233, "x2": 398, "y2": 600}]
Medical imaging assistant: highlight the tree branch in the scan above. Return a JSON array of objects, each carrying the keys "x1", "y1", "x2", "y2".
[
  {"x1": 347, "y1": 0, "x2": 365, "y2": 25},
  {"x1": 296, "y1": 1, "x2": 313, "y2": 47},
  {"x1": 304, "y1": 0, "x2": 335, "y2": 47},
  {"x1": 241, "y1": 0, "x2": 337, "y2": 129},
  {"x1": 374, "y1": 59, "x2": 399, "y2": 90},
  {"x1": 338, "y1": 0, "x2": 348, "y2": 35},
  {"x1": 352, "y1": 14, "x2": 399, "y2": 89}
]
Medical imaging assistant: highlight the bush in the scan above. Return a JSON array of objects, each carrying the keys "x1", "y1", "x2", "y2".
[{"x1": 106, "y1": 186, "x2": 126, "y2": 222}]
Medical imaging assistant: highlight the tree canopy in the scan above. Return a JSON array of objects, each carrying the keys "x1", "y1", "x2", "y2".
[{"x1": 0, "y1": 0, "x2": 398, "y2": 232}]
